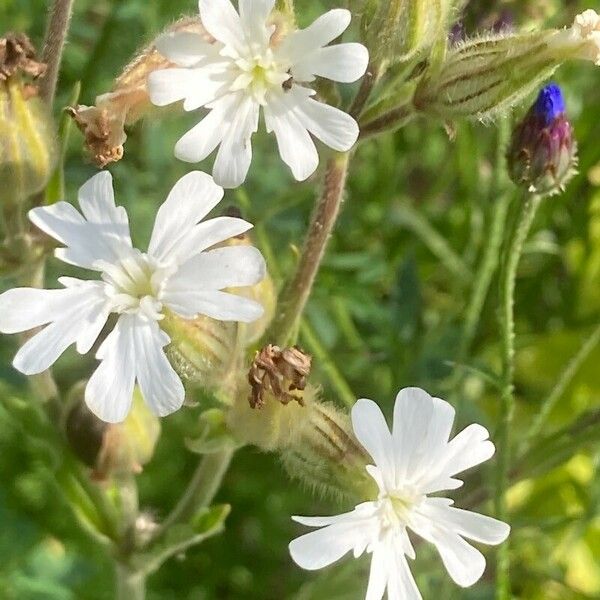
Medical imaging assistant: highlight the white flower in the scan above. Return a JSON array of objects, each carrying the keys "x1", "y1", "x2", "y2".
[
  {"x1": 0, "y1": 171, "x2": 266, "y2": 423},
  {"x1": 147, "y1": 0, "x2": 369, "y2": 188},
  {"x1": 550, "y1": 9, "x2": 600, "y2": 65},
  {"x1": 289, "y1": 387, "x2": 510, "y2": 599}
]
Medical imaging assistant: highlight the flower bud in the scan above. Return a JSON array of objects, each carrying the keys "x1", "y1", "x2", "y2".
[
  {"x1": 508, "y1": 83, "x2": 577, "y2": 196},
  {"x1": 367, "y1": 0, "x2": 453, "y2": 65},
  {"x1": 414, "y1": 11, "x2": 600, "y2": 120},
  {"x1": 229, "y1": 354, "x2": 374, "y2": 500},
  {"x1": 65, "y1": 385, "x2": 160, "y2": 479},
  {"x1": 0, "y1": 34, "x2": 56, "y2": 205}
]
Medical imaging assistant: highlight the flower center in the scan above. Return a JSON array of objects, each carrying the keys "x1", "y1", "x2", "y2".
[
  {"x1": 231, "y1": 49, "x2": 289, "y2": 104},
  {"x1": 377, "y1": 487, "x2": 424, "y2": 532},
  {"x1": 100, "y1": 251, "x2": 169, "y2": 319}
]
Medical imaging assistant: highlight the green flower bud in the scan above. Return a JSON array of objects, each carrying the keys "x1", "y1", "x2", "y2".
[
  {"x1": 414, "y1": 11, "x2": 600, "y2": 120},
  {"x1": 229, "y1": 349, "x2": 373, "y2": 500},
  {"x1": 65, "y1": 385, "x2": 160, "y2": 479},
  {"x1": 0, "y1": 34, "x2": 56, "y2": 205},
  {"x1": 367, "y1": 0, "x2": 453, "y2": 66}
]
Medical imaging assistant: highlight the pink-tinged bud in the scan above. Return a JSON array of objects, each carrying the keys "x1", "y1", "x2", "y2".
[{"x1": 507, "y1": 83, "x2": 578, "y2": 196}]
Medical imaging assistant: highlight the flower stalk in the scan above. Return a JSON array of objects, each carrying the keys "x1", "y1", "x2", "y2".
[
  {"x1": 495, "y1": 193, "x2": 542, "y2": 600},
  {"x1": 154, "y1": 449, "x2": 233, "y2": 540},
  {"x1": 116, "y1": 564, "x2": 145, "y2": 600},
  {"x1": 269, "y1": 152, "x2": 350, "y2": 346},
  {"x1": 39, "y1": 0, "x2": 75, "y2": 105}
]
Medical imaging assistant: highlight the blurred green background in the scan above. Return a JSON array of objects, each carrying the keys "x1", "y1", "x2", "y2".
[{"x1": 1, "y1": 0, "x2": 600, "y2": 598}]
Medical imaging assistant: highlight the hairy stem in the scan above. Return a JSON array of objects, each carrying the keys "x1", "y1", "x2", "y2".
[
  {"x1": 524, "y1": 321, "x2": 600, "y2": 446},
  {"x1": 495, "y1": 194, "x2": 542, "y2": 600},
  {"x1": 269, "y1": 153, "x2": 350, "y2": 346},
  {"x1": 155, "y1": 449, "x2": 233, "y2": 538},
  {"x1": 39, "y1": 0, "x2": 75, "y2": 105}
]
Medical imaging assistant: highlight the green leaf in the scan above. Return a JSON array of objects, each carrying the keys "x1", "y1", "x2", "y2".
[{"x1": 45, "y1": 82, "x2": 81, "y2": 205}]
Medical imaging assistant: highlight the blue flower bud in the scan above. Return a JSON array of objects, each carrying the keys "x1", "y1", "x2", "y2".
[{"x1": 507, "y1": 83, "x2": 578, "y2": 196}]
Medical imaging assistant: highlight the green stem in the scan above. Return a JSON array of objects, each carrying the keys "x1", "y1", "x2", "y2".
[
  {"x1": 300, "y1": 320, "x2": 355, "y2": 408},
  {"x1": 459, "y1": 192, "x2": 512, "y2": 359},
  {"x1": 268, "y1": 153, "x2": 350, "y2": 347},
  {"x1": 155, "y1": 449, "x2": 233, "y2": 539},
  {"x1": 116, "y1": 564, "x2": 145, "y2": 600},
  {"x1": 495, "y1": 194, "x2": 542, "y2": 600},
  {"x1": 39, "y1": 0, "x2": 75, "y2": 105},
  {"x1": 524, "y1": 321, "x2": 600, "y2": 446}
]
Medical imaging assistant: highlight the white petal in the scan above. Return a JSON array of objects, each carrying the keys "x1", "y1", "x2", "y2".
[
  {"x1": 292, "y1": 43, "x2": 369, "y2": 83},
  {"x1": 11, "y1": 282, "x2": 108, "y2": 375},
  {"x1": 365, "y1": 543, "x2": 388, "y2": 600},
  {"x1": 212, "y1": 95, "x2": 259, "y2": 188},
  {"x1": 292, "y1": 509, "x2": 367, "y2": 528},
  {"x1": 181, "y1": 216, "x2": 253, "y2": 255},
  {"x1": 289, "y1": 518, "x2": 373, "y2": 570},
  {"x1": 164, "y1": 289, "x2": 264, "y2": 323},
  {"x1": 432, "y1": 530, "x2": 486, "y2": 588},
  {"x1": 419, "y1": 423, "x2": 494, "y2": 494},
  {"x1": 86, "y1": 314, "x2": 137, "y2": 423},
  {"x1": 238, "y1": 0, "x2": 275, "y2": 27},
  {"x1": 148, "y1": 68, "x2": 198, "y2": 107},
  {"x1": 409, "y1": 512, "x2": 487, "y2": 588},
  {"x1": 29, "y1": 174, "x2": 133, "y2": 270},
  {"x1": 238, "y1": 0, "x2": 275, "y2": 45},
  {"x1": 148, "y1": 171, "x2": 224, "y2": 264},
  {"x1": 131, "y1": 317, "x2": 185, "y2": 417},
  {"x1": 174, "y1": 95, "x2": 238, "y2": 163},
  {"x1": 351, "y1": 399, "x2": 395, "y2": 489},
  {"x1": 420, "y1": 498, "x2": 510, "y2": 546},
  {"x1": 444, "y1": 424, "x2": 495, "y2": 477},
  {"x1": 86, "y1": 314, "x2": 185, "y2": 423},
  {"x1": 77, "y1": 171, "x2": 129, "y2": 232},
  {"x1": 386, "y1": 546, "x2": 422, "y2": 600},
  {"x1": 292, "y1": 89, "x2": 359, "y2": 151},
  {"x1": 264, "y1": 94, "x2": 319, "y2": 181},
  {"x1": 168, "y1": 246, "x2": 265, "y2": 290},
  {"x1": 199, "y1": 0, "x2": 245, "y2": 52},
  {"x1": 0, "y1": 287, "x2": 80, "y2": 334},
  {"x1": 278, "y1": 9, "x2": 351, "y2": 65},
  {"x1": 392, "y1": 388, "x2": 455, "y2": 483},
  {"x1": 148, "y1": 64, "x2": 230, "y2": 111},
  {"x1": 155, "y1": 31, "x2": 214, "y2": 67}
]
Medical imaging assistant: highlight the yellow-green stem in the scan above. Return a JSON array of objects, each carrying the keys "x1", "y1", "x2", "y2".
[
  {"x1": 154, "y1": 449, "x2": 233, "y2": 539},
  {"x1": 495, "y1": 194, "x2": 542, "y2": 600}
]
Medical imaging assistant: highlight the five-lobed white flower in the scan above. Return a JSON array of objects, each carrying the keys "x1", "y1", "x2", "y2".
[
  {"x1": 551, "y1": 9, "x2": 600, "y2": 65},
  {"x1": 147, "y1": 0, "x2": 369, "y2": 188},
  {"x1": 0, "y1": 171, "x2": 266, "y2": 423},
  {"x1": 289, "y1": 387, "x2": 510, "y2": 600}
]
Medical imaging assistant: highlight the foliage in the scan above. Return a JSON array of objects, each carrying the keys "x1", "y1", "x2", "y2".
[{"x1": 1, "y1": 0, "x2": 600, "y2": 598}]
